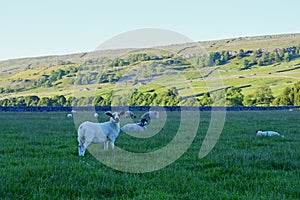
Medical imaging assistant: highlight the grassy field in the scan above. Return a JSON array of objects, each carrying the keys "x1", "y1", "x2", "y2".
[{"x1": 0, "y1": 110, "x2": 299, "y2": 199}]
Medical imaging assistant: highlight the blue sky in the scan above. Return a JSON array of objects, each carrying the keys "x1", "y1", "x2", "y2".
[{"x1": 1, "y1": 0, "x2": 299, "y2": 61}]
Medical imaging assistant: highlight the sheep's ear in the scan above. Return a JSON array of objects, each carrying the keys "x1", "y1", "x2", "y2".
[
  {"x1": 119, "y1": 111, "x2": 125, "y2": 116},
  {"x1": 105, "y1": 111, "x2": 114, "y2": 118}
]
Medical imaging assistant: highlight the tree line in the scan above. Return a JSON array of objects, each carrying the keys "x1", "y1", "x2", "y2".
[
  {"x1": 1, "y1": 82, "x2": 299, "y2": 107},
  {"x1": 195, "y1": 46, "x2": 300, "y2": 68}
]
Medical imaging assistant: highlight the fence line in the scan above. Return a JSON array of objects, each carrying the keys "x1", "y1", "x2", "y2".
[{"x1": 0, "y1": 106, "x2": 299, "y2": 112}]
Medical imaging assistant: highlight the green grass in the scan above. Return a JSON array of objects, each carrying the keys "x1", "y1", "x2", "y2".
[{"x1": 0, "y1": 110, "x2": 299, "y2": 199}]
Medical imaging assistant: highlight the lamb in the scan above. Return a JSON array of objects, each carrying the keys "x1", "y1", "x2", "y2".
[
  {"x1": 121, "y1": 119, "x2": 148, "y2": 132},
  {"x1": 121, "y1": 111, "x2": 159, "y2": 133},
  {"x1": 136, "y1": 111, "x2": 159, "y2": 126},
  {"x1": 256, "y1": 130, "x2": 284, "y2": 138},
  {"x1": 124, "y1": 111, "x2": 136, "y2": 119},
  {"x1": 77, "y1": 111, "x2": 124, "y2": 156},
  {"x1": 94, "y1": 113, "x2": 99, "y2": 118},
  {"x1": 67, "y1": 113, "x2": 73, "y2": 118}
]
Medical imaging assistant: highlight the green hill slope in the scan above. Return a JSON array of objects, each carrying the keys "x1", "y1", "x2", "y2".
[{"x1": 1, "y1": 33, "x2": 300, "y2": 106}]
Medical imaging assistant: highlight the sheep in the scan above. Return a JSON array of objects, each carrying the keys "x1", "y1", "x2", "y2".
[
  {"x1": 121, "y1": 119, "x2": 148, "y2": 132},
  {"x1": 124, "y1": 111, "x2": 136, "y2": 119},
  {"x1": 256, "y1": 130, "x2": 284, "y2": 138},
  {"x1": 121, "y1": 111, "x2": 159, "y2": 133},
  {"x1": 77, "y1": 111, "x2": 125, "y2": 156},
  {"x1": 94, "y1": 113, "x2": 99, "y2": 118},
  {"x1": 137, "y1": 111, "x2": 159, "y2": 126},
  {"x1": 67, "y1": 113, "x2": 73, "y2": 118}
]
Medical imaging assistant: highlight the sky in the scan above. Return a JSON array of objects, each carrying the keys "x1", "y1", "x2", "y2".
[{"x1": 1, "y1": 0, "x2": 300, "y2": 61}]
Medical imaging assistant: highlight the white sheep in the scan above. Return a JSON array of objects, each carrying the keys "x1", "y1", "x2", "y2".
[
  {"x1": 124, "y1": 111, "x2": 136, "y2": 119},
  {"x1": 67, "y1": 113, "x2": 73, "y2": 118},
  {"x1": 121, "y1": 119, "x2": 148, "y2": 132},
  {"x1": 94, "y1": 113, "x2": 99, "y2": 118},
  {"x1": 121, "y1": 124, "x2": 148, "y2": 132},
  {"x1": 77, "y1": 111, "x2": 125, "y2": 156},
  {"x1": 256, "y1": 130, "x2": 284, "y2": 138}
]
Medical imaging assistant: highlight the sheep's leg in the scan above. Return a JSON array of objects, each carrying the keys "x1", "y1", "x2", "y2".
[
  {"x1": 110, "y1": 142, "x2": 115, "y2": 149},
  {"x1": 78, "y1": 137, "x2": 85, "y2": 156},
  {"x1": 79, "y1": 146, "x2": 86, "y2": 156},
  {"x1": 81, "y1": 140, "x2": 92, "y2": 156},
  {"x1": 104, "y1": 141, "x2": 109, "y2": 150},
  {"x1": 78, "y1": 137, "x2": 91, "y2": 157}
]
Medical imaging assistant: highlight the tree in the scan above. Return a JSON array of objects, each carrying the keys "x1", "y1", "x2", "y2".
[
  {"x1": 243, "y1": 59, "x2": 250, "y2": 69},
  {"x1": 65, "y1": 96, "x2": 74, "y2": 106},
  {"x1": 257, "y1": 58, "x2": 264, "y2": 66},
  {"x1": 180, "y1": 98, "x2": 199, "y2": 106},
  {"x1": 261, "y1": 52, "x2": 272, "y2": 65},
  {"x1": 108, "y1": 76, "x2": 114, "y2": 83},
  {"x1": 243, "y1": 94, "x2": 255, "y2": 106},
  {"x1": 0, "y1": 98, "x2": 11, "y2": 106},
  {"x1": 225, "y1": 87, "x2": 244, "y2": 106},
  {"x1": 211, "y1": 90, "x2": 226, "y2": 106},
  {"x1": 273, "y1": 82, "x2": 300, "y2": 106},
  {"x1": 93, "y1": 95, "x2": 105, "y2": 106},
  {"x1": 221, "y1": 51, "x2": 230, "y2": 63},
  {"x1": 25, "y1": 95, "x2": 40, "y2": 106},
  {"x1": 38, "y1": 97, "x2": 51, "y2": 106},
  {"x1": 284, "y1": 52, "x2": 290, "y2": 62},
  {"x1": 199, "y1": 93, "x2": 211, "y2": 106},
  {"x1": 169, "y1": 87, "x2": 178, "y2": 97},
  {"x1": 208, "y1": 52, "x2": 221, "y2": 66},
  {"x1": 16, "y1": 96, "x2": 26, "y2": 106},
  {"x1": 274, "y1": 52, "x2": 282, "y2": 62},
  {"x1": 52, "y1": 95, "x2": 67, "y2": 106},
  {"x1": 237, "y1": 49, "x2": 245, "y2": 59},
  {"x1": 252, "y1": 86, "x2": 274, "y2": 105}
]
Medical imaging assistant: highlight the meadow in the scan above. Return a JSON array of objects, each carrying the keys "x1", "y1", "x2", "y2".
[{"x1": 0, "y1": 110, "x2": 299, "y2": 199}]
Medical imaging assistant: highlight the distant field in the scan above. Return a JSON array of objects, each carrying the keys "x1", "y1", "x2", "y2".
[
  {"x1": 0, "y1": 110, "x2": 299, "y2": 199},
  {"x1": 1, "y1": 33, "x2": 300, "y2": 104}
]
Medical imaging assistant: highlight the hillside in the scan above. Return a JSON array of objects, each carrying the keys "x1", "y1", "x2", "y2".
[{"x1": 1, "y1": 33, "x2": 300, "y2": 106}]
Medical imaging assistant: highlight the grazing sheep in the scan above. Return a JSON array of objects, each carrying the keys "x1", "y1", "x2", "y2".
[
  {"x1": 94, "y1": 113, "x2": 99, "y2": 118},
  {"x1": 77, "y1": 111, "x2": 125, "y2": 156},
  {"x1": 121, "y1": 119, "x2": 148, "y2": 132},
  {"x1": 67, "y1": 113, "x2": 73, "y2": 118},
  {"x1": 256, "y1": 130, "x2": 284, "y2": 137},
  {"x1": 124, "y1": 111, "x2": 136, "y2": 119}
]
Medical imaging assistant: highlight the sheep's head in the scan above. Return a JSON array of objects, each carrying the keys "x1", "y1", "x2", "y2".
[
  {"x1": 125, "y1": 111, "x2": 136, "y2": 119},
  {"x1": 105, "y1": 111, "x2": 125, "y2": 123},
  {"x1": 149, "y1": 111, "x2": 159, "y2": 119}
]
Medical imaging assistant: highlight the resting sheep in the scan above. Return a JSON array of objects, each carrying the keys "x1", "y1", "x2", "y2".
[
  {"x1": 256, "y1": 130, "x2": 284, "y2": 138},
  {"x1": 121, "y1": 119, "x2": 148, "y2": 132},
  {"x1": 121, "y1": 111, "x2": 159, "y2": 133},
  {"x1": 77, "y1": 111, "x2": 124, "y2": 156}
]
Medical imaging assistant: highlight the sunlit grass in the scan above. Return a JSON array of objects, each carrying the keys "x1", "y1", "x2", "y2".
[{"x1": 0, "y1": 110, "x2": 299, "y2": 199}]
